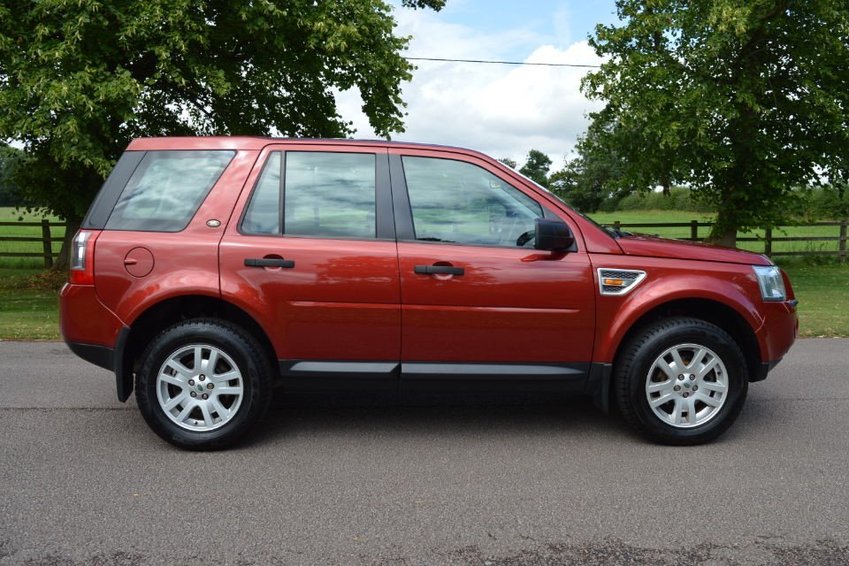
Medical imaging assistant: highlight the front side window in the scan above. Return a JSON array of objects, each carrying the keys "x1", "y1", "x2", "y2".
[
  {"x1": 402, "y1": 156, "x2": 542, "y2": 247},
  {"x1": 284, "y1": 152, "x2": 376, "y2": 239},
  {"x1": 106, "y1": 150, "x2": 234, "y2": 232}
]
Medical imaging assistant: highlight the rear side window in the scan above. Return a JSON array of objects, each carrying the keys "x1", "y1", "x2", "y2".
[
  {"x1": 106, "y1": 150, "x2": 234, "y2": 232},
  {"x1": 241, "y1": 151, "x2": 377, "y2": 239}
]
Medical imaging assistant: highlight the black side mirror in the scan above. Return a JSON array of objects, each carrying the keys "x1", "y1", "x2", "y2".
[{"x1": 535, "y1": 218, "x2": 575, "y2": 252}]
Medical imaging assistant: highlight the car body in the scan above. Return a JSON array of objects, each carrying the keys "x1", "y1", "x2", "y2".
[{"x1": 60, "y1": 137, "x2": 798, "y2": 449}]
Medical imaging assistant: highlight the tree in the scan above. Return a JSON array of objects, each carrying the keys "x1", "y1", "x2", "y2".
[
  {"x1": 498, "y1": 157, "x2": 518, "y2": 169},
  {"x1": 549, "y1": 111, "x2": 631, "y2": 212},
  {"x1": 0, "y1": 146, "x2": 24, "y2": 207},
  {"x1": 582, "y1": 0, "x2": 849, "y2": 245},
  {"x1": 519, "y1": 149, "x2": 553, "y2": 188},
  {"x1": 0, "y1": 0, "x2": 444, "y2": 268}
]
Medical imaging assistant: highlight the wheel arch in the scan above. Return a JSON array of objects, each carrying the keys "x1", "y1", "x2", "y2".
[
  {"x1": 116, "y1": 295, "x2": 277, "y2": 401},
  {"x1": 596, "y1": 298, "x2": 761, "y2": 414}
]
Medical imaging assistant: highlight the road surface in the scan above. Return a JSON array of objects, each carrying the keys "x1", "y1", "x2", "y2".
[{"x1": 1, "y1": 339, "x2": 848, "y2": 564}]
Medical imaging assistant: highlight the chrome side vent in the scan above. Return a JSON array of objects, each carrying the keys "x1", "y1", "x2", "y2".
[{"x1": 598, "y1": 268, "x2": 647, "y2": 296}]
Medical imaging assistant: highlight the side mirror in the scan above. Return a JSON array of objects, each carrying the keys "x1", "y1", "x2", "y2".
[{"x1": 535, "y1": 218, "x2": 575, "y2": 252}]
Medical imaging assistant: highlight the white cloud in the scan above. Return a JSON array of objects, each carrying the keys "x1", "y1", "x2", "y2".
[{"x1": 335, "y1": 7, "x2": 604, "y2": 169}]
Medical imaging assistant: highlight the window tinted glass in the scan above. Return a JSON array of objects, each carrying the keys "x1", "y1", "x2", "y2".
[
  {"x1": 106, "y1": 150, "x2": 234, "y2": 231},
  {"x1": 284, "y1": 152, "x2": 376, "y2": 239},
  {"x1": 402, "y1": 156, "x2": 542, "y2": 247},
  {"x1": 242, "y1": 152, "x2": 281, "y2": 235}
]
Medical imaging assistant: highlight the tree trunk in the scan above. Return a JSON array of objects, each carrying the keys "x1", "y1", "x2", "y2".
[
  {"x1": 51, "y1": 217, "x2": 81, "y2": 272},
  {"x1": 708, "y1": 222, "x2": 737, "y2": 248}
]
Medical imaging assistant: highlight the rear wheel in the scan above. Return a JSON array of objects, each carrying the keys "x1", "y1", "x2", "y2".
[
  {"x1": 614, "y1": 317, "x2": 748, "y2": 445},
  {"x1": 136, "y1": 319, "x2": 272, "y2": 450}
]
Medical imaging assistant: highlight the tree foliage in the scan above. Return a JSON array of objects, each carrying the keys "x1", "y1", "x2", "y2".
[
  {"x1": 518, "y1": 149, "x2": 553, "y2": 188},
  {"x1": 582, "y1": 0, "x2": 849, "y2": 244},
  {"x1": 0, "y1": 0, "x2": 443, "y2": 266}
]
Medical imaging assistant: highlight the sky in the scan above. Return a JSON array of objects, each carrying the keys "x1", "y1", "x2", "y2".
[{"x1": 336, "y1": 0, "x2": 620, "y2": 168}]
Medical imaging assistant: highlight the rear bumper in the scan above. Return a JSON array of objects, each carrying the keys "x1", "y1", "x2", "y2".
[{"x1": 61, "y1": 283, "x2": 133, "y2": 401}]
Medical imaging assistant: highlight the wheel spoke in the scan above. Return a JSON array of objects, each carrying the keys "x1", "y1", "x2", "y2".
[
  {"x1": 671, "y1": 398, "x2": 685, "y2": 425},
  {"x1": 163, "y1": 393, "x2": 188, "y2": 412},
  {"x1": 214, "y1": 386, "x2": 242, "y2": 396},
  {"x1": 647, "y1": 380, "x2": 672, "y2": 394},
  {"x1": 210, "y1": 370, "x2": 239, "y2": 384},
  {"x1": 193, "y1": 346, "x2": 203, "y2": 371},
  {"x1": 650, "y1": 392, "x2": 675, "y2": 409},
  {"x1": 688, "y1": 348, "x2": 707, "y2": 370},
  {"x1": 686, "y1": 397, "x2": 698, "y2": 424},
  {"x1": 701, "y1": 380, "x2": 726, "y2": 393},
  {"x1": 159, "y1": 373, "x2": 187, "y2": 388},
  {"x1": 656, "y1": 358, "x2": 678, "y2": 380},
  {"x1": 695, "y1": 392, "x2": 722, "y2": 407},
  {"x1": 176, "y1": 400, "x2": 196, "y2": 422},
  {"x1": 698, "y1": 357, "x2": 719, "y2": 379},
  {"x1": 200, "y1": 403, "x2": 215, "y2": 428},
  {"x1": 670, "y1": 349, "x2": 686, "y2": 374},
  {"x1": 163, "y1": 360, "x2": 193, "y2": 381},
  {"x1": 203, "y1": 349, "x2": 219, "y2": 375},
  {"x1": 211, "y1": 397, "x2": 230, "y2": 420}
]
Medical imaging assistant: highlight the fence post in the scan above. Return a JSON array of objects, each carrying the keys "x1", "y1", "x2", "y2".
[
  {"x1": 764, "y1": 227, "x2": 772, "y2": 257},
  {"x1": 840, "y1": 220, "x2": 847, "y2": 264},
  {"x1": 41, "y1": 219, "x2": 53, "y2": 269},
  {"x1": 614, "y1": 220, "x2": 621, "y2": 234},
  {"x1": 690, "y1": 220, "x2": 698, "y2": 241}
]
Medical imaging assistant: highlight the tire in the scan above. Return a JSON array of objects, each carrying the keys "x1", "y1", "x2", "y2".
[
  {"x1": 135, "y1": 319, "x2": 273, "y2": 450},
  {"x1": 614, "y1": 317, "x2": 748, "y2": 445}
]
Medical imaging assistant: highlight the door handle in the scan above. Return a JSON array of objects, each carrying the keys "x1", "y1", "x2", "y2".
[
  {"x1": 245, "y1": 258, "x2": 295, "y2": 268},
  {"x1": 414, "y1": 265, "x2": 464, "y2": 276}
]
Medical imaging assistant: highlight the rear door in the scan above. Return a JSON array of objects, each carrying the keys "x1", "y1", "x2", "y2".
[
  {"x1": 219, "y1": 145, "x2": 400, "y2": 378},
  {"x1": 390, "y1": 149, "x2": 595, "y2": 380}
]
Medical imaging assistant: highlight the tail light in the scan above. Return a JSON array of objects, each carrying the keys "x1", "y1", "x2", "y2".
[{"x1": 69, "y1": 230, "x2": 99, "y2": 285}]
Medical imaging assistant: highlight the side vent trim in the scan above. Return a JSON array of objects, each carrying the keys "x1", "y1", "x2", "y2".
[{"x1": 597, "y1": 268, "x2": 647, "y2": 296}]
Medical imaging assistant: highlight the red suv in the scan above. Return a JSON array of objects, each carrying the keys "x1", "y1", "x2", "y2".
[{"x1": 60, "y1": 137, "x2": 798, "y2": 449}]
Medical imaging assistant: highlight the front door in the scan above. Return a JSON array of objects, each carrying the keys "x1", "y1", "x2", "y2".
[{"x1": 390, "y1": 151, "x2": 595, "y2": 378}]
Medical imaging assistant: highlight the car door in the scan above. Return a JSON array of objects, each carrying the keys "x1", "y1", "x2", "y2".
[
  {"x1": 219, "y1": 145, "x2": 401, "y2": 380},
  {"x1": 390, "y1": 149, "x2": 595, "y2": 380}
]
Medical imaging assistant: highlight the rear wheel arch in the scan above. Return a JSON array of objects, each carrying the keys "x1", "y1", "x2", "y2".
[{"x1": 119, "y1": 296, "x2": 277, "y2": 398}]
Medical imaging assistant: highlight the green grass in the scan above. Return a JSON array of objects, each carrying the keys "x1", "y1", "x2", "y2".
[
  {"x1": 0, "y1": 268, "x2": 62, "y2": 340},
  {"x1": 780, "y1": 263, "x2": 849, "y2": 337},
  {"x1": 0, "y1": 207, "x2": 66, "y2": 269}
]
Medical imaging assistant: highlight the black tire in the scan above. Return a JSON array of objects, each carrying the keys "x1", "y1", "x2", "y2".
[
  {"x1": 135, "y1": 319, "x2": 273, "y2": 450},
  {"x1": 614, "y1": 317, "x2": 748, "y2": 445}
]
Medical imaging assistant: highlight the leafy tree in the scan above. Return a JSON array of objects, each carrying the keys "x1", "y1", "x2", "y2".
[
  {"x1": 0, "y1": 146, "x2": 24, "y2": 207},
  {"x1": 0, "y1": 0, "x2": 444, "y2": 268},
  {"x1": 583, "y1": 0, "x2": 849, "y2": 245},
  {"x1": 519, "y1": 149, "x2": 553, "y2": 189},
  {"x1": 498, "y1": 157, "x2": 518, "y2": 169},
  {"x1": 550, "y1": 112, "x2": 631, "y2": 212}
]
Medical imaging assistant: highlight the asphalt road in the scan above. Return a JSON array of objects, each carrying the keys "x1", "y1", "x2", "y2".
[{"x1": 1, "y1": 339, "x2": 848, "y2": 565}]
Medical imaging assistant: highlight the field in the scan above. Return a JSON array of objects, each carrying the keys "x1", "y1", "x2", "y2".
[
  {"x1": 0, "y1": 208, "x2": 846, "y2": 340},
  {"x1": 0, "y1": 207, "x2": 66, "y2": 268}
]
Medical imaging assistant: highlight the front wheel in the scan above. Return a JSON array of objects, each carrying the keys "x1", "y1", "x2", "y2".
[
  {"x1": 614, "y1": 317, "x2": 748, "y2": 445},
  {"x1": 135, "y1": 319, "x2": 273, "y2": 450}
]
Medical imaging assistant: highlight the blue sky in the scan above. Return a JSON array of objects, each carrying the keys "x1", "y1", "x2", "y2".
[{"x1": 338, "y1": 0, "x2": 621, "y2": 166}]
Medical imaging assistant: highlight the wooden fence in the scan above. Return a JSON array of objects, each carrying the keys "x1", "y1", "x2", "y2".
[
  {"x1": 611, "y1": 220, "x2": 847, "y2": 261},
  {"x1": 1, "y1": 219, "x2": 847, "y2": 267},
  {"x1": 0, "y1": 220, "x2": 66, "y2": 268}
]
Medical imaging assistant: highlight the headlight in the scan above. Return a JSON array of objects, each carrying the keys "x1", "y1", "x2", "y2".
[{"x1": 753, "y1": 265, "x2": 786, "y2": 301}]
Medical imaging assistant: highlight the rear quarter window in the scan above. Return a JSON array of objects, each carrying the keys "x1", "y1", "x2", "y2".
[{"x1": 105, "y1": 150, "x2": 234, "y2": 232}]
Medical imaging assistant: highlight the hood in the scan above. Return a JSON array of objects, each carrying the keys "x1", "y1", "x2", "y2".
[{"x1": 616, "y1": 233, "x2": 771, "y2": 266}]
